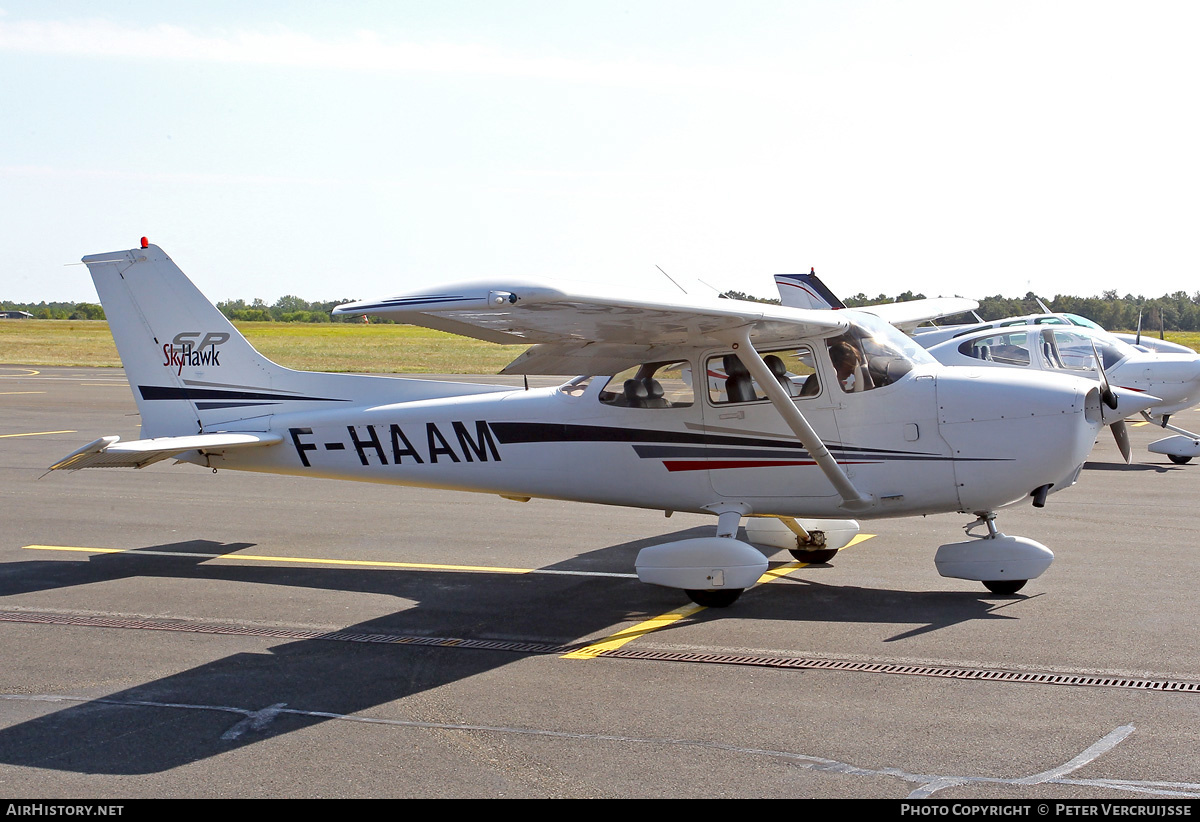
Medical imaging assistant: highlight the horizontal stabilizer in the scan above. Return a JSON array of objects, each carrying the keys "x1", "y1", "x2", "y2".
[
  {"x1": 859, "y1": 297, "x2": 980, "y2": 333},
  {"x1": 774, "y1": 270, "x2": 978, "y2": 333},
  {"x1": 50, "y1": 432, "x2": 282, "y2": 471}
]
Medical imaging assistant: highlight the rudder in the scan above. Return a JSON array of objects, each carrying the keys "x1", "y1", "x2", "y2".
[
  {"x1": 85, "y1": 243, "x2": 347, "y2": 437},
  {"x1": 774, "y1": 268, "x2": 846, "y2": 311}
]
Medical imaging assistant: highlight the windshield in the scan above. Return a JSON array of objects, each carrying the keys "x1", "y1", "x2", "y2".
[
  {"x1": 824, "y1": 314, "x2": 936, "y2": 391},
  {"x1": 1065, "y1": 313, "x2": 1105, "y2": 331},
  {"x1": 851, "y1": 313, "x2": 938, "y2": 367},
  {"x1": 1040, "y1": 328, "x2": 1132, "y2": 372}
]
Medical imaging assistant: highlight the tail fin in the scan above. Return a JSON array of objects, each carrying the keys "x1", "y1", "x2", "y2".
[
  {"x1": 773, "y1": 268, "x2": 846, "y2": 310},
  {"x1": 84, "y1": 243, "x2": 369, "y2": 437}
]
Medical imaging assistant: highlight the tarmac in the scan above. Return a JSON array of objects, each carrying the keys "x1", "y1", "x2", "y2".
[{"x1": 1, "y1": 365, "x2": 1198, "y2": 799}]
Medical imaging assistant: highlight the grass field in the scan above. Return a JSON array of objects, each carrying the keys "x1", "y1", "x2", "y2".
[
  {"x1": 0, "y1": 320, "x2": 528, "y2": 374},
  {"x1": 2, "y1": 319, "x2": 1197, "y2": 374}
]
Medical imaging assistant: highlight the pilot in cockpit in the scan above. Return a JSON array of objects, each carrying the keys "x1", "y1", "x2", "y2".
[{"x1": 828, "y1": 340, "x2": 863, "y2": 391}]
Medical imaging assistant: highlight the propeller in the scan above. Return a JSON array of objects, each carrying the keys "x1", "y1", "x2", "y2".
[
  {"x1": 1112, "y1": 419, "x2": 1132, "y2": 464},
  {"x1": 1091, "y1": 339, "x2": 1118, "y2": 412},
  {"x1": 1091, "y1": 339, "x2": 1130, "y2": 463}
]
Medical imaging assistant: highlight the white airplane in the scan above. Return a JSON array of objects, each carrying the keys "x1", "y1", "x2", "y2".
[
  {"x1": 911, "y1": 314, "x2": 1200, "y2": 464},
  {"x1": 775, "y1": 271, "x2": 1200, "y2": 465},
  {"x1": 52, "y1": 241, "x2": 1118, "y2": 606},
  {"x1": 920, "y1": 324, "x2": 1163, "y2": 463}
]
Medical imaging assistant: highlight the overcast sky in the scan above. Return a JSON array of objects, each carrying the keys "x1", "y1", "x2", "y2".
[{"x1": 2, "y1": 1, "x2": 1197, "y2": 306}]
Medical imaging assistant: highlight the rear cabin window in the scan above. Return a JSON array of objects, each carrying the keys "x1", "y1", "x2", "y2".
[
  {"x1": 957, "y1": 332, "x2": 1033, "y2": 366},
  {"x1": 706, "y1": 348, "x2": 819, "y2": 404},
  {"x1": 598, "y1": 361, "x2": 694, "y2": 408}
]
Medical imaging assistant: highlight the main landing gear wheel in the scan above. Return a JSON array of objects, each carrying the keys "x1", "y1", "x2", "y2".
[
  {"x1": 1168, "y1": 454, "x2": 1192, "y2": 465},
  {"x1": 983, "y1": 579, "x2": 1027, "y2": 595},
  {"x1": 685, "y1": 589, "x2": 744, "y2": 608},
  {"x1": 788, "y1": 547, "x2": 838, "y2": 564}
]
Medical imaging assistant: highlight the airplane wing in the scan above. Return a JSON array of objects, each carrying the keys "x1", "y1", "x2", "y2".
[
  {"x1": 334, "y1": 280, "x2": 851, "y2": 374},
  {"x1": 49, "y1": 433, "x2": 283, "y2": 471},
  {"x1": 860, "y1": 297, "x2": 980, "y2": 333},
  {"x1": 1111, "y1": 333, "x2": 1198, "y2": 355}
]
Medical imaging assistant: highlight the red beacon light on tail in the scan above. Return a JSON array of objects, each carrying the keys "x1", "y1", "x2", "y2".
[{"x1": 140, "y1": 237, "x2": 149, "y2": 249}]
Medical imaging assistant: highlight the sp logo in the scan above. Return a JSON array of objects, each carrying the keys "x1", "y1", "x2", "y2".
[
  {"x1": 162, "y1": 331, "x2": 229, "y2": 373},
  {"x1": 172, "y1": 331, "x2": 230, "y2": 349}
]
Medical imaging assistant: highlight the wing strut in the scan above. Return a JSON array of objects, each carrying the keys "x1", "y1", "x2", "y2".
[{"x1": 727, "y1": 327, "x2": 874, "y2": 512}]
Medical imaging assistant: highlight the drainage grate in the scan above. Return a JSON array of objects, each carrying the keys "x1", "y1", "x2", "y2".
[
  {"x1": 598, "y1": 646, "x2": 1200, "y2": 692},
  {"x1": 4, "y1": 609, "x2": 1198, "y2": 694}
]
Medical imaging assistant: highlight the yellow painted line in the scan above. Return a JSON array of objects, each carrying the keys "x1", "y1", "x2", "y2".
[
  {"x1": 562, "y1": 606, "x2": 704, "y2": 658},
  {"x1": 563, "y1": 533, "x2": 876, "y2": 660},
  {"x1": 0, "y1": 430, "x2": 76, "y2": 439},
  {"x1": 1131, "y1": 421, "x2": 1149, "y2": 427},
  {"x1": 0, "y1": 368, "x2": 40, "y2": 377},
  {"x1": 759, "y1": 533, "x2": 876, "y2": 583},
  {"x1": 0, "y1": 392, "x2": 46, "y2": 395},
  {"x1": 81, "y1": 383, "x2": 129, "y2": 387},
  {"x1": 26, "y1": 536, "x2": 880, "y2": 662},
  {"x1": 22, "y1": 544, "x2": 531, "y2": 574}
]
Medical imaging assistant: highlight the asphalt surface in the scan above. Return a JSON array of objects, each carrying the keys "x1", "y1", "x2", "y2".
[{"x1": 1, "y1": 365, "x2": 1199, "y2": 799}]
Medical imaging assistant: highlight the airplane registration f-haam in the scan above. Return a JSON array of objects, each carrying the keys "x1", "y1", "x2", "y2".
[{"x1": 53, "y1": 241, "x2": 1118, "y2": 605}]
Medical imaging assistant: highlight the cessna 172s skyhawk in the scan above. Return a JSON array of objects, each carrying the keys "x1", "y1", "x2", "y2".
[{"x1": 53, "y1": 242, "x2": 1121, "y2": 606}]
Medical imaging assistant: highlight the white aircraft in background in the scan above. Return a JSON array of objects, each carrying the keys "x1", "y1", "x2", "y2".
[
  {"x1": 920, "y1": 325, "x2": 1163, "y2": 463},
  {"x1": 53, "y1": 242, "x2": 1119, "y2": 605},
  {"x1": 773, "y1": 268, "x2": 980, "y2": 333},
  {"x1": 912, "y1": 315, "x2": 1200, "y2": 464},
  {"x1": 776, "y1": 270, "x2": 1200, "y2": 465}
]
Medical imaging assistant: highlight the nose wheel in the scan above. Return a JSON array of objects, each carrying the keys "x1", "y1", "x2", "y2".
[
  {"x1": 970, "y1": 514, "x2": 1028, "y2": 594},
  {"x1": 982, "y1": 579, "x2": 1027, "y2": 595},
  {"x1": 685, "y1": 589, "x2": 744, "y2": 608},
  {"x1": 934, "y1": 512, "x2": 1053, "y2": 595}
]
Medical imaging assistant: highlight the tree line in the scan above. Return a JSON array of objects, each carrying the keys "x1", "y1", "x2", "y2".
[
  {"x1": 721, "y1": 289, "x2": 1200, "y2": 333},
  {"x1": 7, "y1": 289, "x2": 1200, "y2": 332},
  {"x1": 0, "y1": 295, "x2": 375, "y2": 323},
  {"x1": 212, "y1": 296, "x2": 380, "y2": 323},
  {"x1": 1, "y1": 301, "x2": 107, "y2": 320}
]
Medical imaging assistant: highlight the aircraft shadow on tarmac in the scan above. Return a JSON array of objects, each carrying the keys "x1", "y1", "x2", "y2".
[
  {"x1": 1083, "y1": 459, "x2": 1183, "y2": 473},
  {"x1": 0, "y1": 532, "x2": 1020, "y2": 775}
]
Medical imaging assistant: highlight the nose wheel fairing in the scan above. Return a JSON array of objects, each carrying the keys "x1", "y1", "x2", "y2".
[{"x1": 934, "y1": 513, "x2": 1054, "y2": 594}]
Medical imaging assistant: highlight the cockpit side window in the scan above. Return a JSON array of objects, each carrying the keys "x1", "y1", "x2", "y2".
[
  {"x1": 598, "y1": 361, "x2": 694, "y2": 408},
  {"x1": 824, "y1": 318, "x2": 922, "y2": 392}
]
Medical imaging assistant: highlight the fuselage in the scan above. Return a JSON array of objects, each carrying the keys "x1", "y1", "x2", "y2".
[{"x1": 191, "y1": 334, "x2": 1105, "y2": 520}]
